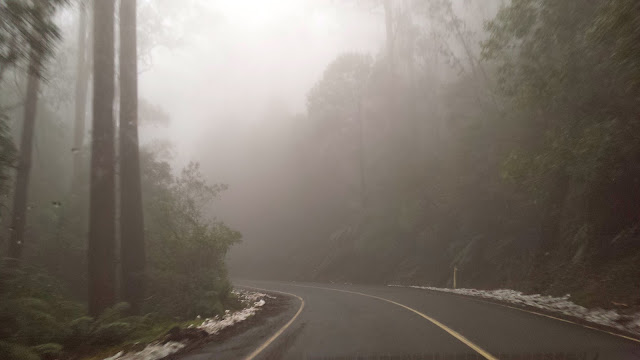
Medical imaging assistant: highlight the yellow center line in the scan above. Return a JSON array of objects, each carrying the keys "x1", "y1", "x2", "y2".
[
  {"x1": 237, "y1": 281, "x2": 640, "y2": 359},
  {"x1": 289, "y1": 283, "x2": 497, "y2": 360},
  {"x1": 240, "y1": 282, "x2": 497, "y2": 360},
  {"x1": 237, "y1": 285, "x2": 305, "y2": 360}
]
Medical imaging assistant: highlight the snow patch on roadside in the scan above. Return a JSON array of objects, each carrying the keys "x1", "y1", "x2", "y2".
[
  {"x1": 389, "y1": 285, "x2": 640, "y2": 337},
  {"x1": 104, "y1": 290, "x2": 269, "y2": 360},
  {"x1": 104, "y1": 342, "x2": 185, "y2": 360},
  {"x1": 198, "y1": 294, "x2": 266, "y2": 335}
]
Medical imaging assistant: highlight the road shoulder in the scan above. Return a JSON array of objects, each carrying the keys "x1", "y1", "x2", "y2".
[{"x1": 172, "y1": 289, "x2": 300, "y2": 360}]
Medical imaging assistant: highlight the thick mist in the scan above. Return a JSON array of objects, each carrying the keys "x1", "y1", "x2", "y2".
[
  {"x1": 135, "y1": 0, "x2": 508, "y2": 281},
  {"x1": 4, "y1": 0, "x2": 640, "y2": 356},
  {"x1": 138, "y1": 1, "x2": 388, "y2": 278}
]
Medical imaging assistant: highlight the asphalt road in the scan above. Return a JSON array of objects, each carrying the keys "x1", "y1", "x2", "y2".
[{"x1": 182, "y1": 280, "x2": 640, "y2": 360}]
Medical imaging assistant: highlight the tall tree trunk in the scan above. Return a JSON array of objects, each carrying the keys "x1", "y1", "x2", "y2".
[
  {"x1": 383, "y1": 0, "x2": 395, "y2": 75},
  {"x1": 356, "y1": 98, "x2": 366, "y2": 212},
  {"x1": 445, "y1": 2, "x2": 500, "y2": 113},
  {"x1": 89, "y1": 0, "x2": 116, "y2": 317},
  {"x1": 382, "y1": 0, "x2": 397, "y2": 135},
  {"x1": 6, "y1": 52, "x2": 42, "y2": 267},
  {"x1": 119, "y1": 0, "x2": 145, "y2": 314},
  {"x1": 72, "y1": 1, "x2": 91, "y2": 191}
]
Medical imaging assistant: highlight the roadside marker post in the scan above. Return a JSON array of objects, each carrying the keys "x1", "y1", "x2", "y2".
[{"x1": 453, "y1": 266, "x2": 458, "y2": 289}]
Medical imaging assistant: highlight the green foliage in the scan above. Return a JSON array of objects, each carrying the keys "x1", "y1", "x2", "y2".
[
  {"x1": 0, "y1": 113, "x2": 16, "y2": 197},
  {"x1": 484, "y1": 0, "x2": 640, "y2": 251},
  {"x1": 91, "y1": 322, "x2": 133, "y2": 346},
  {"x1": 63, "y1": 305, "x2": 153, "y2": 349},
  {"x1": 142, "y1": 151, "x2": 241, "y2": 318},
  {"x1": 0, "y1": 0, "x2": 240, "y2": 357},
  {"x1": 588, "y1": 0, "x2": 640, "y2": 92},
  {"x1": 67, "y1": 316, "x2": 93, "y2": 344},
  {"x1": 0, "y1": 341, "x2": 40, "y2": 360},
  {"x1": 307, "y1": 53, "x2": 372, "y2": 137},
  {"x1": 96, "y1": 302, "x2": 132, "y2": 325},
  {"x1": 0, "y1": 0, "x2": 69, "y2": 80},
  {"x1": 31, "y1": 343, "x2": 62, "y2": 359},
  {"x1": 0, "y1": 267, "x2": 79, "y2": 345},
  {"x1": 0, "y1": 143, "x2": 241, "y2": 356},
  {"x1": 280, "y1": 0, "x2": 640, "y2": 301},
  {"x1": 0, "y1": 266, "x2": 79, "y2": 360}
]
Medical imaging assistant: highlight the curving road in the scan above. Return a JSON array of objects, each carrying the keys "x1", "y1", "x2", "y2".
[{"x1": 181, "y1": 280, "x2": 640, "y2": 360}]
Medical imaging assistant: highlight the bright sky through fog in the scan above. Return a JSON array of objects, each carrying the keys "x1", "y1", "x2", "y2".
[{"x1": 139, "y1": 0, "x2": 384, "y2": 165}]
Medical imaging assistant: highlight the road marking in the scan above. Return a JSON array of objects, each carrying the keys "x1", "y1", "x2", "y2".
[
  {"x1": 286, "y1": 283, "x2": 497, "y2": 360},
  {"x1": 392, "y1": 285, "x2": 640, "y2": 344},
  {"x1": 237, "y1": 285, "x2": 305, "y2": 360},
  {"x1": 236, "y1": 282, "x2": 639, "y2": 360}
]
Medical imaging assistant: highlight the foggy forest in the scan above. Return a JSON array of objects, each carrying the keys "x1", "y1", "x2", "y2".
[{"x1": 1, "y1": 0, "x2": 640, "y2": 359}]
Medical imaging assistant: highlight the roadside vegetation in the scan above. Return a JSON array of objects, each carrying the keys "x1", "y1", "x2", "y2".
[
  {"x1": 234, "y1": 0, "x2": 640, "y2": 311},
  {"x1": 0, "y1": 1, "x2": 240, "y2": 359}
]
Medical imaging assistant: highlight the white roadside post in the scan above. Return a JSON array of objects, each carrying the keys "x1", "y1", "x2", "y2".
[{"x1": 453, "y1": 266, "x2": 458, "y2": 289}]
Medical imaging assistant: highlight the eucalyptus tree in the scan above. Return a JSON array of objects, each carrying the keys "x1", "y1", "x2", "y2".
[
  {"x1": 88, "y1": 0, "x2": 116, "y2": 316},
  {"x1": 5, "y1": 0, "x2": 68, "y2": 266}
]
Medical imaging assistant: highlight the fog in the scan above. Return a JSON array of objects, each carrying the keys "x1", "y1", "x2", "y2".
[
  {"x1": 138, "y1": 1, "x2": 389, "y2": 278},
  {"x1": 4, "y1": 1, "x2": 640, "y2": 356},
  {"x1": 129, "y1": 0, "x2": 513, "y2": 282},
  {"x1": 140, "y1": 1, "x2": 381, "y2": 154}
]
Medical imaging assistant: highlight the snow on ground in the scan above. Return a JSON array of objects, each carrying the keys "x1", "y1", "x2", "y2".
[
  {"x1": 105, "y1": 290, "x2": 269, "y2": 360},
  {"x1": 390, "y1": 285, "x2": 640, "y2": 337},
  {"x1": 198, "y1": 296, "x2": 266, "y2": 335},
  {"x1": 104, "y1": 342, "x2": 185, "y2": 360}
]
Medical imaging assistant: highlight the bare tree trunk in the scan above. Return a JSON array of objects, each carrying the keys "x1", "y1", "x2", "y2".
[
  {"x1": 383, "y1": 0, "x2": 395, "y2": 74},
  {"x1": 6, "y1": 52, "x2": 41, "y2": 267},
  {"x1": 89, "y1": 0, "x2": 116, "y2": 316},
  {"x1": 356, "y1": 98, "x2": 366, "y2": 211},
  {"x1": 119, "y1": 0, "x2": 145, "y2": 314},
  {"x1": 72, "y1": 1, "x2": 91, "y2": 191},
  {"x1": 446, "y1": 2, "x2": 500, "y2": 112}
]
